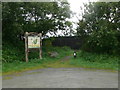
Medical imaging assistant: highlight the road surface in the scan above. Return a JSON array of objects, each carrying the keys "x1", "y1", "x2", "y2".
[{"x1": 2, "y1": 68, "x2": 118, "y2": 88}]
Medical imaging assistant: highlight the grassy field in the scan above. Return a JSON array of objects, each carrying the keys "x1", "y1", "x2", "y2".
[
  {"x1": 71, "y1": 51, "x2": 118, "y2": 70},
  {"x1": 2, "y1": 42, "x2": 119, "y2": 75},
  {"x1": 2, "y1": 42, "x2": 73, "y2": 74},
  {"x1": 2, "y1": 50, "x2": 119, "y2": 75}
]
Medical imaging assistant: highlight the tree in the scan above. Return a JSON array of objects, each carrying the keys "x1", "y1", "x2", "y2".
[
  {"x1": 77, "y1": 2, "x2": 120, "y2": 53},
  {"x1": 2, "y1": 2, "x2": 71, "y2": 42}
]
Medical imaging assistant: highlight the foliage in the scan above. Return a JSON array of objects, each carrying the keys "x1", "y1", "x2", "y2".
[
  {"x1": 43, "y1": 38, "x2": 55, "y2": 47},
  {"x1": 78, "y1": 50, "x2": 118, "y2": 63},
  {"x1": 2, "y1": 2, "x2": 71, "y2": 42},
  {"x1": 77, "y1": 2, "x2": 120, "y2": 54},
  {"x1": 3, "y1": 49, "x2": 119, "y2": 73},
  {"x1": 69, "y1": 50, "x2": 119, "y2": 70},
  {"x1": 2, "y1": 41, "x2": 25, "y2": 63},
  {"x1": 2, "y1": 44, "x2": 72, "y2": 73},
  {"x1": 2, "y1": 41, "x2": 72, "y2": 63}
]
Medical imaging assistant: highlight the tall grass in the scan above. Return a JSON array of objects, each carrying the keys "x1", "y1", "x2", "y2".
[
  {"x1": 2, "y1": 41, "x2": 119, "y2": 74},
  {"x1": 69, "y1": 50, "x2": 119, "y2": 70},
  {"x1": 2, "y1": 41, "x2": 72, "y2": 73}
]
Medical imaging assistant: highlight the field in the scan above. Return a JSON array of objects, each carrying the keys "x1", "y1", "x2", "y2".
[{"x1": 2, "y1": 42, "x2": 119, "y2": 75}]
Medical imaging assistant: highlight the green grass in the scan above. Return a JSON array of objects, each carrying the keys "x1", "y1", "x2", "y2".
[
  {"x1": 2, "y1": 41, "x2": 119, "y2": 75},
  {"x1": 2, "y1": 50, "x2": 118, "y2": 75},
  {"x1": 68, "y1": 51, "x2": 119, "y2": 70},
  {"x1": 2, "y1": 42, "x2": 72, "y2": 74},
  {"x1": 2, "y1": 41, "x2": 25, "y2": 63}
]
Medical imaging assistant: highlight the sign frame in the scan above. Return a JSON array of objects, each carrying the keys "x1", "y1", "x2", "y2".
[{"x1": 25, "y1": 32, "x2": 42, "y2": 62}]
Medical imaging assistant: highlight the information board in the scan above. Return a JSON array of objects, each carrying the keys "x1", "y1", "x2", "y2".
[{"x1": 28, "y1": 36, "x2": 40, "y2": 48}]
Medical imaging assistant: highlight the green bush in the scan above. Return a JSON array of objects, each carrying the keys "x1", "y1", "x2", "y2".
[
  {"x1": 43, "y1": 37, "x2": 55, "y2": 47},
  {"x1": 2, "y1": 41, "x2": 72, "y2": 63},
  {"x1": 2, "y1": 42, "x2": 24, "y2": 63},
  {"x1": 78, "y1": 50, "x2": 118, "y2": 64},
  {"x1": 69, "y1": 50, "x2": 118, "y2": 70},
  {"x1": 82, "y1": 29, "x2": 119, "y2": 54}
]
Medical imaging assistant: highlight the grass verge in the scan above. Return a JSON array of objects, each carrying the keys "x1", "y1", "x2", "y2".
[
  {"x1": 2, "y1": 41, "x2": 118, "y2": 75},
  {"x1": 2, "y1": 46, "x2": 72, "y2": 75},
  {"x1": 68, "y1": 50, "x2": 119, "y2": 71}
]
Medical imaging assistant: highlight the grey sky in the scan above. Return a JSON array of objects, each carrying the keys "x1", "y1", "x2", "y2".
[{"x1": 46, "y1": 0, "x2": 92, "y2": 37}]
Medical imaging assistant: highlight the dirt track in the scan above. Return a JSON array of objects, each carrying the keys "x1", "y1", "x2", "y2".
[{"x1": 2, "y1": 68, "x2": 118, "y2": 88}]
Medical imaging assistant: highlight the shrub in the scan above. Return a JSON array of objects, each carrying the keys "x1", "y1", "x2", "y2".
[{"x1": 82, "y1": 29, "x2": 119, "y2": 54}]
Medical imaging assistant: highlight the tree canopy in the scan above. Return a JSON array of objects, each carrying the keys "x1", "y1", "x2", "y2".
[
  {"x1": 2, "y1": 2, "x2": 72, "y2": 42},
  {"x1": 77, "y1": 2, "x2": 120, "y2": 54}
]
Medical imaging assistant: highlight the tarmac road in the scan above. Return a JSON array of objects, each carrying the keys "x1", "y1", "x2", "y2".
[{"x1": 2, "y1": 68, "x2": 118, "y2": 88}]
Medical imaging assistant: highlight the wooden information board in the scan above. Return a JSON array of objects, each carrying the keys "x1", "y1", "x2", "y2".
[
  {"x1": 25, "y1": 32, "x2": 42, "y2": 62},
  {"x1": 28, "y1": 36, "x2": 40, "y2": 48}
]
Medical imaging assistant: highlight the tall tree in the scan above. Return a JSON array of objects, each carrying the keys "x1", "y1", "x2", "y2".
[
  {"x1": 2, "y1": 2, "x2": 71, "y2": 42},
  {"x1": 77, "y1": 2, "x2": 120, "y2": 53}
]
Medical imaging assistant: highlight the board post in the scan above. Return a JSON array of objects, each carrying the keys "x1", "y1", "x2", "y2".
[
  {"x1": 25, "y1": 32, "x2": 28, "y2": 62},
  {"x1": 39, "y1": 33, "x2": 42, "y2": 59}
]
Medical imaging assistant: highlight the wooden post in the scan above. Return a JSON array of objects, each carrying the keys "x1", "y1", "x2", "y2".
[
  {"x1": 39, "y1": 33, "x2": 42, "y2": 59},
  {"x1": 25, "y1": 32, "x2": 28, "y2": 62}
]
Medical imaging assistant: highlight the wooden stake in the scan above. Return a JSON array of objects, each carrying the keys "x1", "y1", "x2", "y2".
[
  {"x1": 39, "y1": 33, "x2": 42, "y2": 59},
  {"x1": 25, "y1": 32, "x2": 28, "y2": 62}
]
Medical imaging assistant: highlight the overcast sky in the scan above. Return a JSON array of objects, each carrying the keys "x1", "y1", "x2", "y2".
[
  {"x1": 68, "y1": 0, "x2": 98, "y2": 27},
  {"x1": 46, "y1": 0, "x2": 98, "y2": 37}
]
